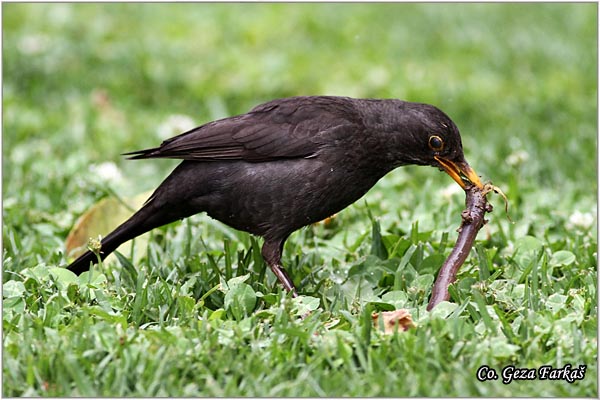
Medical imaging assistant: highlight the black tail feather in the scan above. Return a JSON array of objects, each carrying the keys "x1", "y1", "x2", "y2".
[
  {"x1": 66, "y1": 200, "x2": 183, "y2": 275},
  {"x1": 67, "y1": 234, "x2": 124, "y2": 275},
  {"x1": 67, "y1": 248, "x2": 103, "y2": 275},
  {"x1": 122, "y1": 147, "x2": 162, "y2": 160}
]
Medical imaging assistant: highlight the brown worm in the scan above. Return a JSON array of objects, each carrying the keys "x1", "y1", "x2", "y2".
[{"x1": 427, "y1": 185, "x2": 493, "y2": 311}]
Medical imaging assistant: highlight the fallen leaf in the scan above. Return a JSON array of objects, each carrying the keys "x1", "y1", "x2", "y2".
[
  {"x1": 65, "y1": 190, "x2": 153, "y2": 263},
  {"x1": 372, "y1": 309, "x2": 415, "y2": 334}
]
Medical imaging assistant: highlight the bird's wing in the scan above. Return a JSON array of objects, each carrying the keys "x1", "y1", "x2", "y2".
[{"x1": 125, "y1": 97, "x2": 360, "y2": 162}]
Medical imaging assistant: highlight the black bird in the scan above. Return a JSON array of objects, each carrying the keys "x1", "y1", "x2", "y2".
[{"x1": 66, "y1": 96, "x2": 483, "y2": 295}]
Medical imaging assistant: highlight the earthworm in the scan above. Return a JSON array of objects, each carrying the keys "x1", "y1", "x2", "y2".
[{"x1": 427, "y1": 185, "x2": 493, "y2": 311}]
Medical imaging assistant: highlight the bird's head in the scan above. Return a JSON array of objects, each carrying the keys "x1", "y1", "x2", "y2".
[{"x1": 383, "y1": 101, "x2": 483, "y2": 190}]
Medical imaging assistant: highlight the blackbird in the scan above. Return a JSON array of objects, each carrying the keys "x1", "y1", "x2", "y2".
[{"x1": 66, "y1": 96, "x2": 483, "y2": 295}]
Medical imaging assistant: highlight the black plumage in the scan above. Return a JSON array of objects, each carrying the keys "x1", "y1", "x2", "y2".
[{"x1": 67, "y1": 96, "x2": 482, "y2": 295}]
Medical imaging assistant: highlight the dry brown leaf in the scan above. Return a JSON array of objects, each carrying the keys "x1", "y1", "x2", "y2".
[
  {"x1": 372, "y1": 309, "x2": 416, "y2": 334},
  {"x1": 65, "y1": 191, "x2": 153, "y2": 263}
]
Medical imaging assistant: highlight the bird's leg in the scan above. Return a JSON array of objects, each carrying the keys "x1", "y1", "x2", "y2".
[{"x1": 261, "y1": 239, "x2": 298, "y2": 297}]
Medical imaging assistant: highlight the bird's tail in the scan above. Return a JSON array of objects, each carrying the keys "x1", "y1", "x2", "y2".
[
  {"x1": 122, "y1": 147, "x2": 162, "y2": 160},
  {"x1": 66, "y1": 198, "x2": 184, "y2": 275}
]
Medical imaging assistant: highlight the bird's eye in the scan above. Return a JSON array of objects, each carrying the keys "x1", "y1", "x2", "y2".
[{"x1": 428, "y1": 135, "x2": 444, "y2": 152}]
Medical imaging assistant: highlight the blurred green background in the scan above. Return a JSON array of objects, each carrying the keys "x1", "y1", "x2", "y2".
[
  {"x1": 4, "y1": 2, "x2": 597, "y2": 253},
  {"x1": 4, "y1": 2, "x2": 597, "y2": 268},
  {"x1": 4, "y1": 2, "x2": 596, "y2": 185},
  {"x1": 2, "y1": 2, "x2": 597, "y2": 397}
]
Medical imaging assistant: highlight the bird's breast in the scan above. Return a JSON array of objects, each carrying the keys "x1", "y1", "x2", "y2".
[{"x1": 205, "y1": 157, "x2": 385, "y2": 239}]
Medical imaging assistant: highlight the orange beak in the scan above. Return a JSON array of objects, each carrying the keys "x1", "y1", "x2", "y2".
[{"x1": 434, "y1": 155, "x2": 483, "y2": 190}]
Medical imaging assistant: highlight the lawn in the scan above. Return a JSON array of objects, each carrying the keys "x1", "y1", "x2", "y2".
[{"x1": 2, "y1": 2, "x2": 597, "y2": 397}]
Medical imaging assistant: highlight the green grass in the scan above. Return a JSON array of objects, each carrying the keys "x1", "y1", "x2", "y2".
[{"x1": 3, "y1": 3, "x2": 597, "y2": 397}]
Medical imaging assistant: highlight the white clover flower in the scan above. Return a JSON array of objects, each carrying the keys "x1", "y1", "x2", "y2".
[
  {"x1": 566, "y1": 210, "x2": 594, "y2": 231},
  {"x1": 89, "y1": 162, "x2": 123, "y2": 182},
  {"x1": 366, "y1": 66, "x2": 390, "y2": 88},
  {"x1": 17, "y1": 34, "x2": 50, "y2": 55},
  {"x1": 504, "y1": 241, "x2": 515, "y2": 255},
  {"x1": 156, "y1": 114, "x2": 196, "y2": 140},
  {"x1": 506, "y1": 149, "x2": 530, "y2": 166}
]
